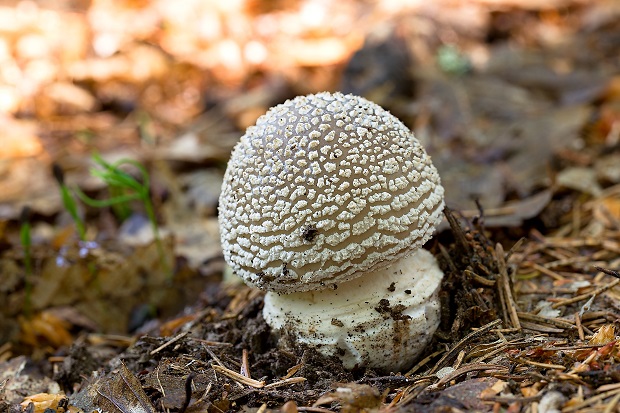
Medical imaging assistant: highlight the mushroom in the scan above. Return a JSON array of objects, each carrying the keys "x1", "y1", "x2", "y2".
[{"x1": 219, "y1": 92, "x2": 445, "y2": 372}]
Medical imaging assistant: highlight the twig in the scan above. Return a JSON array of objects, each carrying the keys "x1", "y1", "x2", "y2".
[
  {"x1": 281, "y1": 363, "x2": 303, "y2": 380},
  {"x1": 194, "y1": 382, "x2": 212, "y2": 405},
  {"x1": 429, "y1": 319, "x2": 502, "y2": 374},
  {"x1": 298, "y1": 407, "x2": 336, "y2": 413},
  {"x1": 562, "y1": 387, "x2": 620, "y2": 412},
  {"x1": 432, "y1": 363, "x2": 507, "y2": 388},
  {"x1": 205, "y1": 347, "x2": 244, "y2": 389},
  {"x1": 516, "y1": 312, "x2": 575, "y2": 330},
  {"x1": 481, "y1": 394, "x2": 543, "y2": 403},
  {"x1": 453, "y1": 350, "x2": 466, "y2": 370},
  {"x1": 496, "y1": 243, "x2": 521, "y2": 330},
  {"x1": 212, "y1": 365, "x2": 265, "y2": 388},
  {"x1": 150, "y1": 331, "x2": 189, "y2": 355},
  {"x1": 604, "y1": 392, "x2": 620, "y2": 413},
  {"x1": 575, "y1": 312, "x2": 585, "y2": 341},
  {"x1": 397, "y1": 379, "x2": 434, "y2": 406},
  {"x1": 464, "y1": 269, "x2": 496, "y2": 287},
  {"x1": 263, "y1": 377, "x2": 307, "y2": 389},
  {"x1": 203, "y1": 346, "x2": 225, "y2": 368},
  {"x1": 444, "y1": 207, "x2": 471, "y2": 254},
  {"x1": 514, "y1": 357, "x2": 565, "y2": 370},
  {"x1": 438, "y1": 244, "x2": 458, "y2": 273},
  {"x1": 362, "y1": 376, "x2": 416, "y2": 385},
  {"x1": 551, "y1": 278, "x2": 620, "y2": 309},
  {"x1": 405, "y1": 349, "x2": 444, "y2": 376},
  {"x1": 241, "y1": 349, "x2": 251, "y2": 378},
  {"x1": 594, "y1": 266, "x2": 620, "y2": 279},
  {"x1": 519, "y1": 321, "x2": 565, "y2": 333},
  {"x1": 189, "y1": 338, "x2": 233, "y2": 347},
  {"x1": 497, "y1": 272, "x2": 510, "y2": 327},
  {"x1": 505, "y1": 237, "x2": 526, "y2": 263},
  {"x1": 155, "y1": 365, "x2": 165, "y2": 397},
  {"x1": 526, "y1": 262, "x2": 566, "y2": 281}
]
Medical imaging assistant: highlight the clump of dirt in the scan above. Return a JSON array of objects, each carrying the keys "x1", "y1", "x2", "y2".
[{"x1": 374, "y1": 299, "x2": 410, "y2": 321}]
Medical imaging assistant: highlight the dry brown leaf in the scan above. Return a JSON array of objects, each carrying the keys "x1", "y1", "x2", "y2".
[
  {"x1": 589, "y1": 324, "x2": 615, "y2": 345},
  {"x1": 479, "y1": 379, "x2": 507, "y2": 399},
  {"x1": 71, "y1": 362, "x2": 156, "y2": 413},
  {"x1": 20, "y1": 393, "x2": 67, "y2": 413},
  {"x1": 19, "y1": 311, "x2": 73, "y2": 348},
  {"x1": 557, "y1": 167, "x2": 603, "y2": 197}
]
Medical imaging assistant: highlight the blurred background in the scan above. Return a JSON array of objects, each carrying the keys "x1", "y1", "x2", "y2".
[{"x1": 2, "y1": 0, "x2": 619, "y2": 215}]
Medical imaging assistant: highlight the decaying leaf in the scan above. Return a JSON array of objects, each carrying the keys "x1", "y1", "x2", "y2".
[
  {"x1": 0, "y1": 356, "x2": 61, "y2": 405},
  {"x1": 589, "y1": 324, "x2": 616, "y2": 345},
  {"x1": 556, "y1": 167, "x2": 603, "y2": 197},
  {"x1": 20, "y1": 393, "x2": 68, "y2": 413},
  {"x1": 70, "y1": 362, "x2": 155, "y2": 413}
]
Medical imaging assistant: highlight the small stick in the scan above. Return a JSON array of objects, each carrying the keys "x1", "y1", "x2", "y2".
[
  {"x1": 298, "y1": 407, "x2": 336, "y2": 413},
  {"x1": 604, "y1": 392, "x2": 620, "y2": 413},
  {"x1": 263, "y1": 377, "x2": 307, "y2": 389},
  {"x1": 551, "y1": 278, "x2": 620, "y2": 309},
  {"x1": 464, "y1": 269, "x2": 496, "y2": 287},
  {"x1": 453, "y1": 350, "x2": 466, "y2": 370},
  {"x1": 562, "y1": 387, "x2": 620, "y2": 412},
  {"x1": 504, "y1": 237, "x2": 526, "y2": 263},
  {"x1": 433, "y1": 363, "x2": 507, "y2": 388},
  {"x1": 240, "y1": 349, "x2": 251, "y2": 378},
  {"x1": 516, "y1": 312, "x2": 577, "y2": 330},
  {"x1": 205, "y1": 347, "x2": 244, "y2": 389},
  {"x1": 406, "y1": 349, "x2": 444, "y2": 376},
  {"x1": 444, "y1": 208, "x2": 471, "y2": 254},
  {"x1": 526, "y1": 262, "x2": 566, "y2": 281},
  {"x1": 193, "y1": 382, "x2": 212, "y2": 405},
  {"x1": 575, "y1": 312, "x2": 585, "y2": 341},
  {"x1": 150, "y1": 331, "x2": 189, "y2": 355},
  {"x1": 212, "y1": 365, "x2": 265, "y2": 388},
  {"x1": 514, "y1": 357, "x2": 565, "y2": 371},
  {"x1": 497, "y1": 277, "x2": 510, "y2": 327},
  {"x1": 282, "y1": 363, "x2": 303, "y2": 380},
  {"x1": 594, "y1": 266, "x2": 620, "y2": 279},
  {"x1": 429, "y1": 319, "x2": 502, "y2": 374},
  {"x1": 496, "y1": 243, "x2": 521, "y2": 330},
  {"x1": 203, "y1": 346, "x2": 225, "y2": 367}
]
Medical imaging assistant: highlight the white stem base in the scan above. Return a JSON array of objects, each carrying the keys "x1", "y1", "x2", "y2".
[{"x1": 263, "y1": 248, "x2": 443, "y2": 372}]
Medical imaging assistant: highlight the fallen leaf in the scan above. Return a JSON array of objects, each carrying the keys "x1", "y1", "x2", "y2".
[
  {"x1": 589, "y1": 324, "x2": 615, "y2": 345},
  {"x1": 20, "y1": 393, "x2": 68, "y2": 413},
  {"x1": 556, "y1": 167, "x2": 602, "y2": 197}
]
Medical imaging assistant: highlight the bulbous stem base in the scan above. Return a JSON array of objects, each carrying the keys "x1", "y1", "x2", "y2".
[{"x1": 263, "y1": 248, "x2": 443, "y2": 372}]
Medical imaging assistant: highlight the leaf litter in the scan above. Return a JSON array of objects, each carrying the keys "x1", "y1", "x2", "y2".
[{"x1": 1, "y1": 0, "x2": 620, "y2": 412}]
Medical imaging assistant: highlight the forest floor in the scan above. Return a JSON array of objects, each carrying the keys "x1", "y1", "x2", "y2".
[{"x1": 2, "y1": 0, "x2": 620, "y2": 412}]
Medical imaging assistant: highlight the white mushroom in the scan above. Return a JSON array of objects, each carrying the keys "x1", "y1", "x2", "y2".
[{"x1": 219, "y1": 92, "x2": 445, "y2": 372}]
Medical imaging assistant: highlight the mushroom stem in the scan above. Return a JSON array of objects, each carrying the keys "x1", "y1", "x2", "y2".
[{"x1": 262, "y1": 248, "x2": 443, "y2": 372}]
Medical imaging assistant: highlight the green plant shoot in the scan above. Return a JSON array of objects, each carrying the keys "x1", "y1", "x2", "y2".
[
  {"x1": 75, "y1": 154, "x2": 171, "y2": 278},
  {"x1": 52, "y1": 164, "x2": 86, "y2": 240},
  {"x1": 20, "y1": 206, "x2": 32, "y2": 317}
]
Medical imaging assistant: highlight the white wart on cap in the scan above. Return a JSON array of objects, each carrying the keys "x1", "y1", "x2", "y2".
[{"x1": 218, "y1": 92, "x2": 444, "y2": 293}]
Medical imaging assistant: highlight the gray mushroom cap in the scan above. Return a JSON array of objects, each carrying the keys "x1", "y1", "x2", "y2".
[{"x1": 218, "y1": 92, "x2": 444, "y2": 293}]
